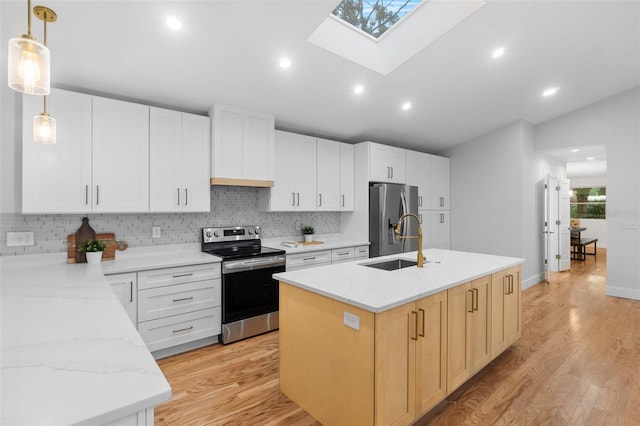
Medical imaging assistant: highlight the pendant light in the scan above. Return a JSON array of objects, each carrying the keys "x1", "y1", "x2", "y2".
[
  {"x1": 8, "y1": 0, "x2": 51, "y2": 95},
  {"x1": 32, "y1": 6, "x2": 57, "y2": 144}
]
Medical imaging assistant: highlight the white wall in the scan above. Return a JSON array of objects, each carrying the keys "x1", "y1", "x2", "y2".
[
  {"x1": 535, "y1": 88, "x2": 640, "y2": 300},
  {"x1": 446, "y1": 120, "x2": 565, "y2": 289}
]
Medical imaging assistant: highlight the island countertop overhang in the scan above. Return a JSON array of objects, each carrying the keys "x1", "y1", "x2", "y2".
[{"x1": 274, "y1": 249, "x2": 525, "y2": 313}]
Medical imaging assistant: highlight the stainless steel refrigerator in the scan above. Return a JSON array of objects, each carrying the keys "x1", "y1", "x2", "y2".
[{"x1": 369, "y1": 183, "x2": 419, "y2": 258}]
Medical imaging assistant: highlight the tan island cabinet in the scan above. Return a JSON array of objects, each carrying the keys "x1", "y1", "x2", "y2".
[
  {"x1": 491, "y1": 266, "x2": 522, "y2": 358},
  {"x1": 446, "y1": 275, "x2": 491, "y2": 392},
  {"x1": 279, "y1": 283, "x2": 447, "y2": 426}
]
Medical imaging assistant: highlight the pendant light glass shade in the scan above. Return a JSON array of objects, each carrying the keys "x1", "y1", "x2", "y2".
[
  {"x1": 33, "y1": 112, "x2": 56, "y2": 144},
  {"x1": 8, "y1": 0, "x2": 51, "y2": 96}
]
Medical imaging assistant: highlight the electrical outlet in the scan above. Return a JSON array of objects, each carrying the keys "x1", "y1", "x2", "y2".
[
  {"x1": 343, "y1": 311, "x2": 360, "y2": 331},
  {"x1": 152, "y1": 226, "x2": 161, "y2": 239},
  {"x1": 7, "y1": 231, "x2": 35, "y2": 247},
  {"x1": 295, "y1": 222, "x2": 302, "y2": 231}
]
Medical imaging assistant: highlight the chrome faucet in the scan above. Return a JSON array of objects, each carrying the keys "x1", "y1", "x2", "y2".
[{"x1": 394, "y1": 213, "x2": 424, "y2": 268}]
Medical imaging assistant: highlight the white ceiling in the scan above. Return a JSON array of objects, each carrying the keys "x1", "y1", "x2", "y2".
[{"x1": 2, "y1": 0, "x2": 639, "y2": 158}]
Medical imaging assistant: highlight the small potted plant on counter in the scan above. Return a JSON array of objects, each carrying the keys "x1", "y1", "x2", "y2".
[
  {"x1": 79, "y1": 239, "x2": 107, "y2": 264},
  {"x1": 302, "y1": 226, "x2": 315, "y2": 243}
]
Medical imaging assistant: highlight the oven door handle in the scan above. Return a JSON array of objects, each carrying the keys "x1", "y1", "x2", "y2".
[{"x1": 223, "y1": 256, "x2": 286, "y2": 273}]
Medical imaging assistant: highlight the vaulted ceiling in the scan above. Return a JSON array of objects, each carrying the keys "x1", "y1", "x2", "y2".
[{"x1": 2, "y1": 0, "x2": 639, "y2": 157}]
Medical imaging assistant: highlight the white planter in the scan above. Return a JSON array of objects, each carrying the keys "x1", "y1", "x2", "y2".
[
  {"x1": 85, "y1": 251, "x2": 103, "y2": 264},
  {"x1": 303, "y1": 234, "x2": 313, "y2": 243}
]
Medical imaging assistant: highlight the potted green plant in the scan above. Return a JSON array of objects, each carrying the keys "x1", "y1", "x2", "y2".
[
  {"x1": 78, "y1": 239, "x2": 107, "y2": 264},
  {"x1": 302, "y1": 225, "x2": 315, "y2": 243}
]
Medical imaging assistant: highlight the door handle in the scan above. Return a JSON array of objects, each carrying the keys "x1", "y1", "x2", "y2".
[
  {"x1": 177, "y1": 188, "x2": 180, "y2": 205},
  {"x1": 96, "y1": 185, "x2": 100, "y2": 205},
  {"x1": 129, "y1": 281, "x2": 133, "y2": 303},
  {"x1": 390, "y1": 167, "x2": 394, "y2": 179},
  {"x1": 297, "y1": 192, "x2": 300, "y2": 206},
  {"x1": 504, "y1": 276, "x2": 509, "y2": 295},
  {"x1": 440, "y1": 213, "x2": 444, "y2": 224},
  {"x1": 319, "y1": 193, "x2": 322, "y2": 207},
  {"x1": 418, "y1": 308, "x2": 425, "y2": 337},
  {"x1": 473, "y1": 288, "x2": 479, "y2": 311},
  {"x1": 342, "y1": 194, "x2": 345, "y2": 207},
  {"x1": 85, "y1": 184, "x2": 89, "y2": 205},
  {"x1": 185, "y1": 188, "x2": 188, "y2": 206},
  {"x1": 467, "y1": 289, "x2": 474, "y2": 313},
  {"x1": 292, "y1": 192, "x2": 295, "y2": 206},
  {"x1": 411, "y1": 311, "x2": 418, "y2": 340}
]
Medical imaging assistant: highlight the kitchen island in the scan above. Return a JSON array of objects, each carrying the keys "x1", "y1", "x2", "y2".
[{"x1": 274, "y1": 249, "x2": 524, "y2": 426}]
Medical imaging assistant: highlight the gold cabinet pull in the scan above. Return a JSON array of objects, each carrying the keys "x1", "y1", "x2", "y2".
[
  {"x1": 418, "y1": 308, "x2": 425, "y2": 337},
  {"x1": 411, "y1": 311, "x2": 418, "y2": 340}
]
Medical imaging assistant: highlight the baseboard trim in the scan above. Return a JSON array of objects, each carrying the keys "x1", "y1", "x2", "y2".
[
  {"x1": 605, "y1": 285, "x2": 640, "y2": 301},
  {"x1": 523, "y1": 273, "x2": 545, "y2": 290}
]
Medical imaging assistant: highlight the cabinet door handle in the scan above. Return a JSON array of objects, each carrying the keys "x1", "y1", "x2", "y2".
[
  {"x1": 173, "y1": 326, "x2": 194, "y2": 333},
  {"x1": 172, "y1": 296, "x2": 194, "y2": 302},
  {"x1": 418, "y1": 308, "x2": 425, "y2": 337},
  {"x1": 177, "y1": 188, "x2": 181, "y2": 205},
  {"x1": 185, "y1": 188, "x2": 188, "y2": 206},
  {"x1": 418, "y1": 196, "x2": 422, "y2": 207},
  {"x1": 303, "y1": 257, "x2": 316, "y2": 261},
  {"x1": 297, "y1": 193, "x2": 300, "y2": 206},
  {"x1": 391, "y1": 167, "x2": 394, "y2": 179},
  {"x1": 342, "y1": 194, "x2": 345, "y2": 207},
  {"x1": 292, "y1": 192, "x2": 296, "y2": 206},
  {"x1": 440, "y1": 213, "x2": 445, "y2": 224},
  {"x1": 419, "y1": 214, "x2": 423, "y2": 224},
  {"x1": 509, "y1": 275, "x2": 514, "y2": 294},
  {"x1": 411, "y1": 311, "x2": 418, "y2": 341},
  {"x1": 337, "y1": 252, "x2": 350, "y2": 256},
  {"x1": 319, "y1": 193, "x2": 322, "y2": 207},
  {"x1": 504, "y1": 276, "x2": 509, "y2": 295},
  {"x1": 129, "y1": 281, "x2": 133, "y2": 303},
  {"x1": 468, "y1": 289, "x2": 474, "y2": 313},
  {"x1": 85, "y1": 185, "x2": 89, "y2": 205},
  {"x1": 172, "y1": 273, "x2": 194, "y2": 278},
  {"x1": 96, "y1": 185, "x2": 100, "y2": 205},
  {"x1": 473, "y1": 288, "x2": 479, "y2": 311}
]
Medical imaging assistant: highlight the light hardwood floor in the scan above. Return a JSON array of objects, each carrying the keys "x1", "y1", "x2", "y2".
[{"x1": 155, "y1": 249, "x2": 640, "y2": 425}]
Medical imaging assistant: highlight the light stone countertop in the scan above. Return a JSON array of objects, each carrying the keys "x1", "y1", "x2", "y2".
[
  {"x1": 0, "y1": 244, "x2": 220, "y2": 425},
  {"x1": 261, "y1": 235, "x2": 370, "y2": 254},
  {"x1": 274, "y1": 249, "x2": 525, "y2": 313}
]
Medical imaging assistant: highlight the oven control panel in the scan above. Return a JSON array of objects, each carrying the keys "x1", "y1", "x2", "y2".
[{"x1": 202, "y1": 226, "x2": 261, "y2": 243}]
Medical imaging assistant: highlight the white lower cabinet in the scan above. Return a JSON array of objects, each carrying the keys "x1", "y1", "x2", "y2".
[
  {"x1": 286, "y1": 244, "x2": 370, "y2": 270},
  {"x1": 136, "y1": 263, "x2": 221, "y2": 353},
  {"x1": 105, "y1": 273, "x2": 138, "y2": 325}
]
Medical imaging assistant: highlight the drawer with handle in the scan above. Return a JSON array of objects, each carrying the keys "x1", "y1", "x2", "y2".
[
  {"x1": 355, "y1": 245, "x2": 370, "y2": 259},
  {"x1": 138, "y1": 307, "x2": 221, "y2": 352},
  {"x1": 286, "y1": 250, "x2": 331, "y2": 270},
  {"x1": 138, "y1": 279, "x2": 221, "y2": 322},
  {"x1": 138, "y1": 263, "x2": 220, "y2": 290},
  {"x1": 331, "y1": 247, "x2": 355, "y2": 263}
]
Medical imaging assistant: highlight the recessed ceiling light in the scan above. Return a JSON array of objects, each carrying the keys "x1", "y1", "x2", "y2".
[
  {"x1": 165, "y1": 16, "x2": 182, "y2": 30},
  {"x1": 353, "y1": 85, "x2": 364, "y2": 95},
  {"x1": 492, "y1": 47, "x2": 505, "y2": 59},
  {"x1": 542, "y1": 87, "x2": 559, "y2": 97},
  {"x1": 401, "y1": 102, "x2": 412, "y2": 111},
  {"x1": 587, "y1": 157, "x2": 595, "y2": 160},
  {"x1": 571, "y1": 149, "x2": 579, "y2": 153},
  {"x1": 279, "y1": 57, "x2": 292, "y2": 69}
]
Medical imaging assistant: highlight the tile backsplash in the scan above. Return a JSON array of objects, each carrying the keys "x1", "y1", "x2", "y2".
[{"x1": 0, "y1": 186, "x2": 340, "y2": 256}]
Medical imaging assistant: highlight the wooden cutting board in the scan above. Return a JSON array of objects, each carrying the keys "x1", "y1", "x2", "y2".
[
  {"x1": 302, "y1": 241, "x2": 324, "y2": 245},
  {"x1": 67, "y1": 233, "x2": 117, "y2": 264}
]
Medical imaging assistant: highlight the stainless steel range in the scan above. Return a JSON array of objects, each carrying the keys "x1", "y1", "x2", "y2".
[{"x1": 201, "y1": 226, "x2": 286, "y2": 344}]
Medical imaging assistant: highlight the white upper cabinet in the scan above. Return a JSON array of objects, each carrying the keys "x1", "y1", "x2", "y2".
[
  {"x1": 406, "y1": 150, "x2": 431, "y2": 210},
  {"x1": 367, "y1": 142, "x2": 406, "y2": 183},
  {"x1": 92, "y1": 97, "x2": 149, "y2": 212},
  {"x1": 258, "y1": 130, "x2": 317, "y2": 211},
  {"x1": 210, "y1": 103, "x2": 274, "y2": 185},
  {"x1": 22, "y1": 89, "x2": 93, "y2": 213},
  {"x1": 150, "y1": 108, "x2": 210, "y2": 212},
  {"x1": 339, "y1": 143, "x2": 355, "y2": 211},
  {"x1": 316, "y1": 138, "x2": 341, "y2": 211},
  {"x1": 430, "y1": 155, "x2": 450, "y2": 210}
]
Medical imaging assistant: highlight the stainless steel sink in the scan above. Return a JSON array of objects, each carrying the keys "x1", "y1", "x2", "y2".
[{"x1": 361, "y1": 258, "x2": 418, "y2": 271}]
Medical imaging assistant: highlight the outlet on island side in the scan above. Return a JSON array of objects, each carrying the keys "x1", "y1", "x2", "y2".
[{"x1": 152, "y1": 226, "x2": 161, "y2": 239}]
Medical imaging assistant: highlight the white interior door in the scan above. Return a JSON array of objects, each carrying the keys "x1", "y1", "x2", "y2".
[
  {"x1": 558, "y1": 178, "x2": 571, "y2": 271},
  {"x1": 547, "y1": 176, "x2": 560, "y2": 273}
]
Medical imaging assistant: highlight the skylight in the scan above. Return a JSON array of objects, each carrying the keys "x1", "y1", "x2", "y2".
[{"x1": 332, "y1": 0, "x2": 424, "y2": 39}]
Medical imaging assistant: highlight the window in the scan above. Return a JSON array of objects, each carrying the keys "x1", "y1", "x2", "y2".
[
  {"x1": 570, "y1": 187, "x2": 606, "y2": 219},
  {"x1": 332, "y1": 0, "x2": 424, "y2": 39}
]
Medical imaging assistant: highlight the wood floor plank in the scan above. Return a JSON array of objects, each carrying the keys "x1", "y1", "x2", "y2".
[{"x1": 155, "y1": 249, "x2": 640, "y2": 425}]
